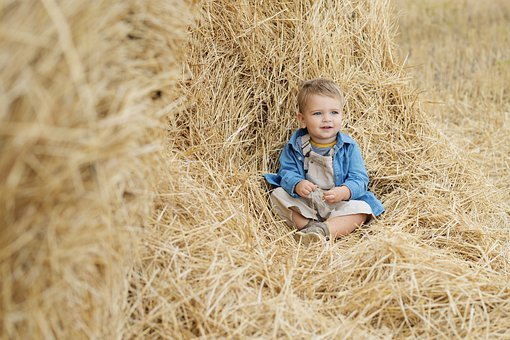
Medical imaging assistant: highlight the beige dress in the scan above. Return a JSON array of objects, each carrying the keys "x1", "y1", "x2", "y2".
[{"x1": 270, "y1": 134, "x2": 373, "y2": 227}]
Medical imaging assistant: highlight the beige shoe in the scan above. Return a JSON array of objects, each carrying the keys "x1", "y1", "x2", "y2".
[{"x1": 294, "y1": 221, "x2": 330, "y2": 245}]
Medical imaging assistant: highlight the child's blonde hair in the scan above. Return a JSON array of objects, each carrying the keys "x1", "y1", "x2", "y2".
[{"x1": 297, "y1": 78, "x2": 345, "y2": 113}]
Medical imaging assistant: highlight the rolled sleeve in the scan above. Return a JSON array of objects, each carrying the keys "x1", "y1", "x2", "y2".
[{"x1": 280, "y1": 175, "x2": 301, "y2": 198}]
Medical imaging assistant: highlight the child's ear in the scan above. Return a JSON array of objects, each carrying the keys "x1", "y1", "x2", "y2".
[{"x1": 296, "y1": 111, "x2": 306, "y2": 128}]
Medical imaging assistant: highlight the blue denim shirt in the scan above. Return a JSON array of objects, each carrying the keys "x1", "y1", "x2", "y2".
[{"x1": 264, "y1": 128, "x2": 385, "y2": 217}]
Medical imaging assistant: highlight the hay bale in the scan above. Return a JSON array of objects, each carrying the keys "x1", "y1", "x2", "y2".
[
  {"x1": 0, "y1": 0, "x2": 190, "y2": 338},
  {"x1": 127, "y1": 0, "x2": 510, "y2": 337}
]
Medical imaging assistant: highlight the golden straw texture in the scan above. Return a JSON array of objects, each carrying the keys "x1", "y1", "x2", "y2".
[
  {"x1": 396, "y1": 0, "x2": 510, "y2": 194},
  {"x1": 1, "y1": 0, "x2": 190, "y2": 338},
  {"x1": 127, "y1": 0, "x2": 510, "y2": 338},
  {"x1": 2, "y1": 0, "x2": 509, "y2": 338}
]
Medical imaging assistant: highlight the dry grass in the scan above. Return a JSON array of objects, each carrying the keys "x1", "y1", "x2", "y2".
[
  {"x1": 395, "y1": 0, "x2": 510, "y2": 194},
  {"x1": 128, "y1": 0, "x2": 510, "y2": 338},
  {"x1": 2, "y1": 0, "x2": 509, "y2": 338},
  {"x1": 0, "y1": 0, "x2": 190, "y2": 338}
]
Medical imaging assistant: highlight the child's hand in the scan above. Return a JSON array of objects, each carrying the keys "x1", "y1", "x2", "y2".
[
  {"x1": 323, "y1": 186, "x2": 351, "y2": 203},
  {"x1": 295, "y1": 180, "x2": 317, "y2": 198}
]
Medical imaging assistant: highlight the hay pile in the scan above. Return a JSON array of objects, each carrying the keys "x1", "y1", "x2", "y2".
[
  {"x1": 0, "y1": 0, "x2": 190, "y2": 338},
  {"x1": 128, "y1": 0, "x2": 510, "y2": 338},
  {"x1": 2, "y1": 0, "x2": 509, "y2": 338}
]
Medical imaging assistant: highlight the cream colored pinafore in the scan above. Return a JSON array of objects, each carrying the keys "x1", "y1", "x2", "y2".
[{"x1": 270, "y1": 134, "x2": 373, "y2": 227}]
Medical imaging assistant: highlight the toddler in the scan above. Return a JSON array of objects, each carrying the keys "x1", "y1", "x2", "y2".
[{"x1": 264, "y1": 78, "x2": 384, "y2": 244}]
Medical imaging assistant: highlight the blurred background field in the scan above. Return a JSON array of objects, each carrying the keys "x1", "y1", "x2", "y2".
[
  {"x1": 1, "y1": 0, "x2": 509, "y2": 338},
  {"x1": 395, "y1": 0, "x2": 510, "y2": 194}
]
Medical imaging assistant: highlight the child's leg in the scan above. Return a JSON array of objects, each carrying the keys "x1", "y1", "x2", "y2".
[
  {"x1": 325, "y1": 213, "x2": 369, "y2": 239},
  {"x1": 289, "y1": 209, "x2": 310, "y2": 230}
]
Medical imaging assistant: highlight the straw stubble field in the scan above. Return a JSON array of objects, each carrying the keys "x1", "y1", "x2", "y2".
[
  {"x1": 395, "y1": 0, "x2": 510, "y2": 196},
  {"x1": 1, "y1": 0, "x2": 509, "y2": 338}
]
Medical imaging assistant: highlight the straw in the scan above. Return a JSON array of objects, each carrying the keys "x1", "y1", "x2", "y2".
[
  {"x1": 1, "y1": 0, "x2": 191, "y2": 338},
  {"x1": 2, "y1": 0, "x2": 509, "y2": 338},
  {"x1": 127, "y1": 0, "x2": 509, "y2": 338}
]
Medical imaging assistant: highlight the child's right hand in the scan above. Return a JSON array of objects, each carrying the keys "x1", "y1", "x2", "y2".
[{"x1": 295, "y1": 180, "x2": 318, "y2": 198}]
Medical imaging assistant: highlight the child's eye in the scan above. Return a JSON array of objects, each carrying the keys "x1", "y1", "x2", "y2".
[
  {"x1": 313, "y1": 111, "x2": 321, "y2": 115},
  {"x1": 331, "y1": 111, "x2": 339, "y2": 115}
]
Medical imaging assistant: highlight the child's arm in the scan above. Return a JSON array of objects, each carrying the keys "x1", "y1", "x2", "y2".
[
  {"x1": 277, "y1": 144, "x2": 309, "y2": 198},
  {"x1": 340, "y1": 142, "x2": 369, "y2": 199}
]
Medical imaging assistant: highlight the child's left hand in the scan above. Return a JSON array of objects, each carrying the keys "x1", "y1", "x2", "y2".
[{"x1": 323, "y1": 186, "x2": 351, "y2": 203}]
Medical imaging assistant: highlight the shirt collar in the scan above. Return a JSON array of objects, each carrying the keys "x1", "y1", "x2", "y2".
[{"x1": 288, "y1": 128, "x2": 354, "y2": 153}]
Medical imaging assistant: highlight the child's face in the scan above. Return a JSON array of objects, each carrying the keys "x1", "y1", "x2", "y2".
[{"x1": 297, "y1": 94, "x2": 343, "y2": 144}]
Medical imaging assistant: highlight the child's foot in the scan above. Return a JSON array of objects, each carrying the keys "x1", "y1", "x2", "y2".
[{"x1": 294, "y1": 221, "x2": 330, "y2": 245}]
